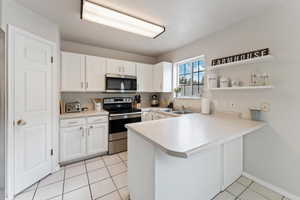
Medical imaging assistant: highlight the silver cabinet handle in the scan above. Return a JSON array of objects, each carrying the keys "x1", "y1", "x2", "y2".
[
  {"x1": 81, "y1": 82, "x2": 84, "y2": 88},
  {"x1": 87, "y1": 126, "x2": 94, "y2": 136},
  {"x1": 80, "y1": 127, "x2": 84, "y2": 136},
  {"x1": 16, "y1": 119, "x2": 26, "y2": 126},
  {"x1": 86, "y1": 82, "x2": 88, "y2": 89}
]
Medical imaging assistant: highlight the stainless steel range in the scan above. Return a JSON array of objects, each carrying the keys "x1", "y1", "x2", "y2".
[{"x1": 103, "y1": 97, "x2": 142, "y2": 154}]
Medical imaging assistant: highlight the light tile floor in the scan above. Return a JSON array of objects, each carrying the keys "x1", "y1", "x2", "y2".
[{"x1": 15, "y1": 152, "x2": 289, "y2": 200}]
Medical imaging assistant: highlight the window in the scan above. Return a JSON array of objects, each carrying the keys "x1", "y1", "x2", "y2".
[{"x1": 174, "y1": 56, "x2": 205, "y2": 98}]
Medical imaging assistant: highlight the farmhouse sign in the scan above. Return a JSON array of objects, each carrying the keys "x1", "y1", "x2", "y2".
[{"x1": 211, "y1": 48, "x2": 269, "y2": 66}]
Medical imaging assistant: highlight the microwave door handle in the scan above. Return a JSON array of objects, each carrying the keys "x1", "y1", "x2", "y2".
[{"x1": 121, "y1": 81, "x2": 125, "y2": 90}]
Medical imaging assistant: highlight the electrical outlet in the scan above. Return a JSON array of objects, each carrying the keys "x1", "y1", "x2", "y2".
[
  {"x1": 260, "y1": 102, "x2": 270, "y2": 112},
  {"x1": 230, "y1": 102, "x2": 237, "y2": 109}
]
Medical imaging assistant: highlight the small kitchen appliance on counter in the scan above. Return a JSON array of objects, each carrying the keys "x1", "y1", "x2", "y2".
[
  {"x1": 151, "y1": 95, "x2": 159, "y2": 107},
  {"x1": 65, "y1": 101, "x2": 82, "y2": 113},
  {"x1": 92, "y1": 98, "x2": 103, "y2": 111},
  {"x1": 133, "y1": 95, "x2": 141, "y2": 109}
]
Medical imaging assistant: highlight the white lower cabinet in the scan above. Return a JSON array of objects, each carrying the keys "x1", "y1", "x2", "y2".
[
  {"x1": 86, "y1": 123, "x2": 108, "y2": 155},
  {"x1": 60, "y1": 126, "x2": 86, "y2": 162},
  {"x1": 60, "y1": 116, "x2": 108, "y2": 163}
]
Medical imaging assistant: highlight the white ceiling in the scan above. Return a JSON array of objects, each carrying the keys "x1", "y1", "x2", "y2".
[{"x1": 16, "y1": 0, "x2": 279, "y2": 57}]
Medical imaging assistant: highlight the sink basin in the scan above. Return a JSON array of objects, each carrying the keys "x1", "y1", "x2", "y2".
[{"x1": 172, "y1": 110, "x2": 194, "y2": 115}]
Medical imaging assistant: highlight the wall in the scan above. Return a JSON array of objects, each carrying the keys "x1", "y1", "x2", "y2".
[
  {"x1": 1, "y1": 0, "x2": 61, "y2": 198},
  {"x1": 61, "y1": 40, "x2": 157, "y2": 64},
  {"x1": 158, "y1": 1, "x2": 300, "y2": 197}
]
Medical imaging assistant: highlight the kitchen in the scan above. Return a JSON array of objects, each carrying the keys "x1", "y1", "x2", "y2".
[{"x1": 1, "y1": 0, "x2": 300, "y2": 200}]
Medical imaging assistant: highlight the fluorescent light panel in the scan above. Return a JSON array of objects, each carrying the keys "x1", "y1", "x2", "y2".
[{"x1": 81, "y1": 0, "x2": 165, "y2": 38}]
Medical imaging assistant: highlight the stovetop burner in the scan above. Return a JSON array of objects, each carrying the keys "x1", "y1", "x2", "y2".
[{"x1": 103, "y1": 97, "x2": 141, "y2": 115}]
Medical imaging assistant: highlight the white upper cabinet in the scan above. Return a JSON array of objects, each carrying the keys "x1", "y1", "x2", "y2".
[
  {"x1": 106, "y1": 58, "x2": 124, "y2": 74},
  {"x1": 85, "y1": 56, "x2": 106, "y2": 92},
  {"x1": 61, "y1": 52, "x2": 106, "y2": 92},
  {"x1": 124, "y1": 61, "x2": 137, "y2": 76},
  {"x1": 61, "y1": 51, "x2": 172, "y2": 93},
  {"x1": 137, "y1": 63, "x2": 153, "y2": 92},
  {"x1": 61, "y1": 52, "x2": 85, "y2": 91},
  {"x1": 107, "y1": 58, "x2": 136, "y2": 76},
  {"x1": 153, "y1": 62, "x2": 173, "y2": 92}
]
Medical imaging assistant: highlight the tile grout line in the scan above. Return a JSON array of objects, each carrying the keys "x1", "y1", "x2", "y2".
[
  {"x1": 31, "y1": 180, "x2": 40, "y2": 200},
  {"x1": 117, "y1": 153, "x2": 129, "y2": 200},
  {"x1": 242, "y1": 181, "x2": 284, "y2": 200},
  {"x1": 84, "y1": 160, "x2": 94, "y2": 200},
  {"x1": 61, "y1": 167, "x2": 67, "y2": 200},
  {"x1": 236, "y1": 181, "x2": 254, "y2": 199},
  {"x1": 102, "y1": 156, "x2": 124, "y2": 200}
]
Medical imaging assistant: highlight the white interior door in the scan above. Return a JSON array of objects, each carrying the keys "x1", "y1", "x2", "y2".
[
  {"x1": 85, "y1": 56, "x2": 106, "y2": 92},
  {"x1": 12, "y1": 28, "x2": 54, "y2": 194}
]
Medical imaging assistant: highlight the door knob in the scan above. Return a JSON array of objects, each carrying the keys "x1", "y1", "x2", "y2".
[{"x1": 16, "y1": 119, "x2": 26, "y2": 126}]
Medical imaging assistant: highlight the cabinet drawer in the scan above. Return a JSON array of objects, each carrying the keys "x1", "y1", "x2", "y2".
[
  {"x1": 87, "y1": 116, "x2": 108, "y2": 124},
  {"x1": 60, "y1": 118, "x2": 85, "y2": 127}
]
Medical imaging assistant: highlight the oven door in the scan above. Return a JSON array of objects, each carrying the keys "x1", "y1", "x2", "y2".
[
  {"x1": 105, "y1": 74, "x2": 137, "y2": 93},
  {"x1": 108, "y1": 113, "x2": 141, "y2": 154},
  {"x1": 109, "y1": 113, "x2": 141, "y2": 137}
]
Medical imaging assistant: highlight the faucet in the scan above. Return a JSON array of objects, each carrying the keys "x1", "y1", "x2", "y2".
[{"x1": 181, "y1": 105, "x2": 186, "y2": 111}]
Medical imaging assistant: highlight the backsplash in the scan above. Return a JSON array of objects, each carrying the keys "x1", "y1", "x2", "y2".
[{"x1": 61, "y1": 92, "x2": 160, "y2": 110}]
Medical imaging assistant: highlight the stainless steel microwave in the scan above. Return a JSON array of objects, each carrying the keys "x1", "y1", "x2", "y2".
[{"x1": 105, "y1": 74, "x2": 137, "y2": 93}]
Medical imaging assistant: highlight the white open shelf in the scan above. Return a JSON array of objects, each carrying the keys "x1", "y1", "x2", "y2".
[
  {"x1": 209, "y1": 85, "x2": 274, "y2": 91},
  {"x1": 207, "y1": 55, "x2": 274, "y2": 71}
]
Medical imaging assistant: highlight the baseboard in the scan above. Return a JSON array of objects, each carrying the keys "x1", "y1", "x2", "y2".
[{"x1": 242, "y1": 172, "x2": 300, "y2": 200}]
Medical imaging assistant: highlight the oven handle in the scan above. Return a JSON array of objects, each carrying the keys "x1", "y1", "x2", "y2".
[{"x1": 109, "y1": 113, "x2": 142, "y2": 120}]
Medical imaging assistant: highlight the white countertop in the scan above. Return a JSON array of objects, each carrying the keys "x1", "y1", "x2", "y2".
[
  {"x1": 126, "y1": 113, "x2": 266, "y2": 158},
  {"x1": 60, "y1": 110, "x2": 109, "y2": 119},
  {"x1": 141, "y1": 107, "x2": 172, "y2": 112}
]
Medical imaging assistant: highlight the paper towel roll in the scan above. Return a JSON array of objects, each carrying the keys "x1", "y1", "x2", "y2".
[{"x1": 201, "y1": 98, "x2": 210, "y2": 114}]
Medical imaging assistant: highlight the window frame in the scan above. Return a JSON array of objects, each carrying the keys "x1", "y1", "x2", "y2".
[{"x1": 173, "y1": 55, "x2": 205, "y2": 98}]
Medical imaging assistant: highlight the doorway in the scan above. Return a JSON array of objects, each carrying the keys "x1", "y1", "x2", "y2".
[{"x1": 7, "y1": 26, "x2": 57, "y2": 198}]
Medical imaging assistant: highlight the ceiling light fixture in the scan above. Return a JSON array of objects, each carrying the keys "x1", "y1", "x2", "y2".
[{"x1": 81, "y1": 0, "x2": 165, "y2": 38}]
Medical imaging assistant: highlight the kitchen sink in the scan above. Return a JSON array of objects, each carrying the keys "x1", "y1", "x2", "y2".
[{"x1": 172, "y1": 110, "x2": 194, "y2": 115}]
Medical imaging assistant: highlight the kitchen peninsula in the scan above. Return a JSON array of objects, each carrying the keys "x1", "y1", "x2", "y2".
[{"x1": 126, "y1": 113, "x2": 266, "y2": 200}]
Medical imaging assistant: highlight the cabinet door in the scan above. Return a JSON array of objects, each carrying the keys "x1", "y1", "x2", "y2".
[
  {"x1": 86, "y1": 56, "x2": 106, "y2": 92},
  {"x1": 161, "y1": 62, "x2": 173, "y2": 92},
  {"x1": 61, "y1": 52, "x2": 85, "y2": 91},
  {"x1": 123, "y1": 61, "x2": 137, "y2": 76},
  {"x1": 106, "y1": 58, "x2": 123, "y2": 74},
  {"x1": 153, "y1": 65, "x2": 163, "y2": 92},
  {"x1": 137, "y1": 64, "x2": 153, "y2": 92},
  {"x1": 153, "y1": 62, "x2": 173, "y2": 92},
  {"x1": 86, "y1": 123, "x2": 108, "y2": 155},
  {"x1": 60, "y1": 126, "x2": 86, "y2": 162}
]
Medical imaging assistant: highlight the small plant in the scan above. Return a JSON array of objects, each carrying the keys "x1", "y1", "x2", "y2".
[{"x1": 174, "y1": 87, "x2": 182, "y2": 97}]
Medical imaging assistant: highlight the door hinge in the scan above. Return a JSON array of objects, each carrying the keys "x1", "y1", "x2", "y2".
[
  {"x1": 50, "y1": 149, "x2": 54, "y2": 156},
  {"x1": 51, "y1": 56, "x2": 54, "y2": 64}
]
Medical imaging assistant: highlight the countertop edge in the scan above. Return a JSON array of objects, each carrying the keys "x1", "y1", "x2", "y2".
[
  {"x1": 60, "y1": 111, "x2": 109, "y2": 119},
  {"x1": 126, "y1": 120, "x2": 267, "y2": 158}
]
